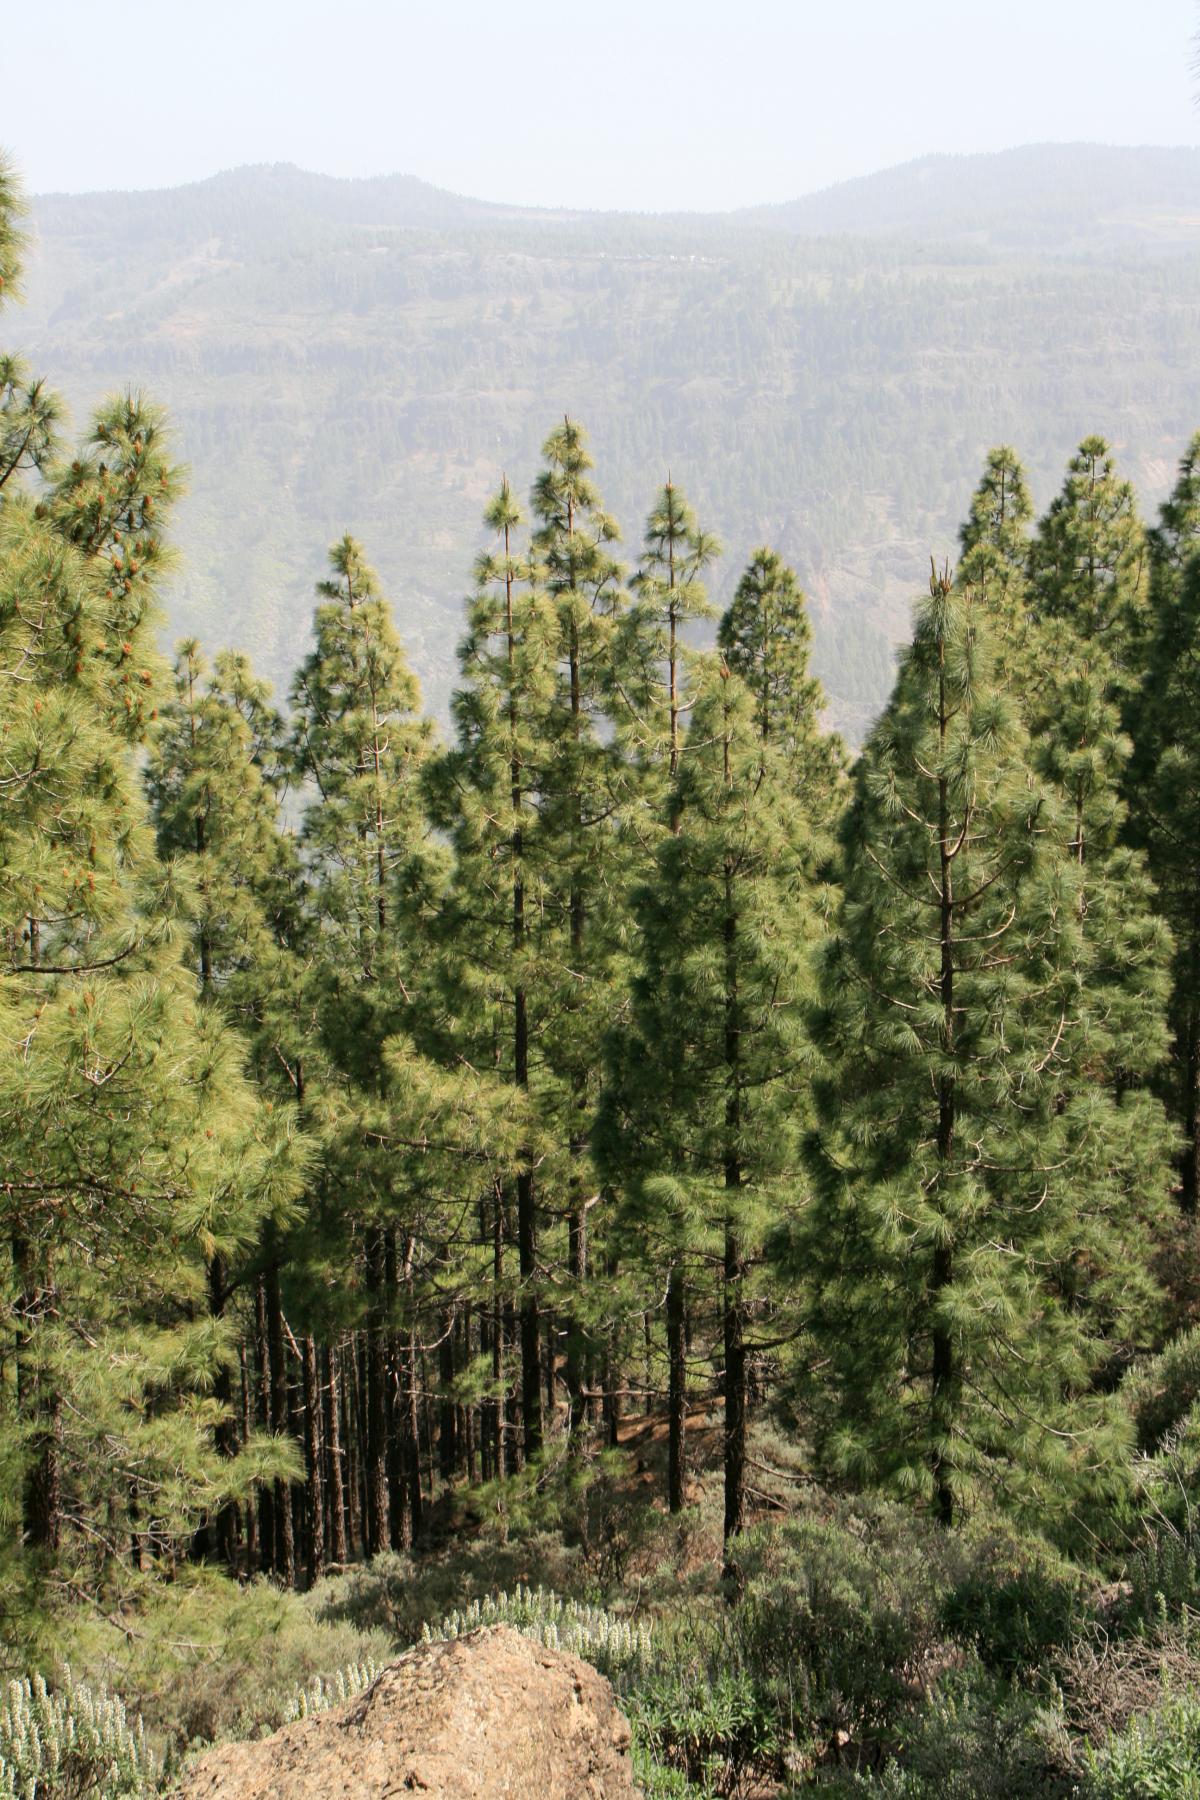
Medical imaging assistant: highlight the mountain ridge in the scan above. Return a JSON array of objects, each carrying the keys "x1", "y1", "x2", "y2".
[
  {"x1": 32, "y1": 142, "x2": 1200, "y2": 245},
  {"x1": 16, "y1": 141, "x2": 1200, "y2": 740}
]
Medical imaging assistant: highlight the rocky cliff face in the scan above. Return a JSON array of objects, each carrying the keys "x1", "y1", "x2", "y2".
[{"x1": 171, "y1": 1624, "x2": 642, "y2": 1799}]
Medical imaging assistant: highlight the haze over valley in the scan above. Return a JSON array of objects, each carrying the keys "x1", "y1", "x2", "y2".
[{"x1": 24, "y1": 141, "x2": 1200, "y2": 738}]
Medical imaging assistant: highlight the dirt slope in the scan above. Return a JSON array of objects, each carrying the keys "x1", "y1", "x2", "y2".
[{"x1": 171, "y1": 1624, "x2": 642, "y2": 1799}]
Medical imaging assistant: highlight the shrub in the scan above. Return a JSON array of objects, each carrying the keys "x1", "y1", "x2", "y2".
[
  {"x1": 939, "y1": 1525, "x2": 1086, "y2": 1677},
  {"x1": 1122, "y1": 1327, "x2": 1200, "y2": 1455},
  {"x1": 55, "y1": 1572, "x2": 391, "y2": 1752},
  {"x1": 1084, "y1": 1696, "x2": 1200, "y2": 1798},
  {"x1": 280, "y1": 1658, "x2": 384, "y2": 1722},
  {"x1": 0, "y1": 1667, "x2": 159, "y2": 1800},
  {"x1": 803, "y1": 1675, "x2": 1075, "y2": 1798},
  {"x1": 423, "y1": 1584, "x2": 653, "y2": 1685},
  {"x1": 1122, "y1": 1526, "x2": 1200, "y2": 1631},
  {"x1": 732, "y1": 1501, "x2": 950, "y2": 1752},
  {"x1": 308, "y1": 1535, "x2": 586, "y2": 1643},
  {"x1": 630, "y1": 1660, "x2": 778, "y2": 1800}
]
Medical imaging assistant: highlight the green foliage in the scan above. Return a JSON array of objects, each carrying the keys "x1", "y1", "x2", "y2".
[
  {"x1": 803, "y1": 550, "x2": 1169, "y2": 1528},
  {"x1": 0, "y1": 1668, "x2": 158, "y2": 1800},
  {"x1": 938, "y1": 1527, "x2": 1085, "y2": 1678},
  {"x1": 5, "y1": 133, "x2": 1200, "y2": 1800},
  {"x1": 1085, "y1": 1697, "x2": 1200, "y2": 1799},
  {"x1": 816, "y1": 1678, "x2": 1073, "y2": 1799},
  {"x1": 631, "y1": 1660, "x2": 778, "y2": 1799},
  {"x1": 733, "y1": 1506, "x2": 948, "y2": 1750},
  {"x1": 48, "y1": 1571, "x2": 391, "y2": 1754},
  {"x1": 1123, "y1": 1530, "x2": 1200, "y2": 1633},
  {"x1": 1124, "y1": 1329, "x2": 1200, "y2": 1457}
]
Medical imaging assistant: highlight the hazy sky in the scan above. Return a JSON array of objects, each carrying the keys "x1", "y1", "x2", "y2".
[{"x1": 10, "y1": 0, "x2": 1200, "y2": 210}]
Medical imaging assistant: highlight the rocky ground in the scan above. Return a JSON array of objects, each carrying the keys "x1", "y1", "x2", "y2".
[{"x1": 171, "y1": 1624, "x2": 642, "y2": 1799}]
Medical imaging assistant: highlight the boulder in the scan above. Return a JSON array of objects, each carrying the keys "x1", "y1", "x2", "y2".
[{"x1": 172, "y1": 1624, "x2": 643, "y2": 1799}]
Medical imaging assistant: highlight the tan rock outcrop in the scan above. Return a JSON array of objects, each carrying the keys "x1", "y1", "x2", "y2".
[{"x1": 172, "y1": 1624, "x2": 642, "y2": 1799}]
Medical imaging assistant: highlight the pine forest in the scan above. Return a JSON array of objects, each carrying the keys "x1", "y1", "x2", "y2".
[{"x1": 8, "y1": 142, "x2": 1200, "y2": 1798}]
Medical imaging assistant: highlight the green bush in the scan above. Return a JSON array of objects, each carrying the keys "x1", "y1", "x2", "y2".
[
  {"x1": 800, "y1": 1674, "x2": 1074, "y2": 1797},
  {"x1": 0, "y1": 1667, "x2": 159, "y2": 1800},
  {"x1": 733, "y1": 1502, "x2": 949, "y2": 1751},
  {"x1": 308, "y1": 1535, "x2": 587, "y2": 1643},
  {"x1": 939, "y1": 1526, "x2": 1086, "y2": 1677},
  {"x1": 1123, "y1": 1328, "x2": 1200, "y2": 1455},
  {"x1": 55, "y1": 1571, "x2": 392, "y2": 1753},
  {"x1": 1124, "y1": 1531, "x2": 1200, "y2": 1631},
  {"x1": 630, "y1": 1659, "x2": 779, "y2": 1799},
  {"x1": 1084, "y1": 1696, "x2": 1200, "y2": 1798}
]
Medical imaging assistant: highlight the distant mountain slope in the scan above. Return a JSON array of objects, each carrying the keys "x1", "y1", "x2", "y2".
[
  {"x1": 741, "y1": 144, "x2": 1200, "y2": 252},
  {"x1": 32, "y1": 162, "x2": 533, "y2": 245},
  {"x1": 17, "y1": 146, "x2": 1200, "y2": 739}
]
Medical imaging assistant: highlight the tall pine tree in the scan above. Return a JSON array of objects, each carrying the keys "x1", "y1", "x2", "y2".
[
  {"x1": 803, "y1": 564, "x2": 1170, "y2": 1529},
  {"x1": 601, "y1": 551, "x2": 838, "y2": 1550}
]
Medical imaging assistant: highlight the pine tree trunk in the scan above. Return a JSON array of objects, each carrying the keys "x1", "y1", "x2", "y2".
[
  {"x1": 404, "y1": 1325, "x2": 424, "y2": 1542},
  {"x1": 667, "y1": 1261, "x2": 687, "y2": 1513},
  {"x1": 240, "y1": 1343, "x2": 257, "y2": 1569},
  {"x1": 303, "y1": 1335, "x2": 324, "y2": 1587},
  {"x1": 517, "y1": 1157, "x2": 541, "y2": 1456},
  {"x1": 364, "y1": 1229, "x2": 390, "y2": 1559},
  {"x1": 13, "y1": 1238, "x2": 61, "y2": 1554},
  {"x1": 264, "y1": 1251, "x2": 296, "y2": 1584},
  {"x1": 722, "y1": 850, "x2": 747, "y2": 1570},
  {"x1": 566, "y1": 1185, "x2": 588, "y2": 1436},
  {"x1": 491, "y1": 1193, "x2": 506, "y2": 1480},
  {"x1": 723, "y1": 1218, "x2": 747, "y2": 1558},
  {"x1": 385, "y1": 1234, "x2": 410, "y2": 1552},
  {"x1": 345, "y1": 1341, "x2": 366, "y2": 1559},
  {"x1": 255, "y1": 1276, "x2": 274, "y2": 1574},
  {"x1": 603, "y1": 1253, "x2": 621, "y2": 1449},
  {"x1": 438, "y1": 1301, "x2": 457, "y2": 1483},
  {"x1": 208, "y1": 1254, "x2": 240, "y2": 1572},
  {"x1": 325, "y1": 1341, "x2": 349, "y2": 1567},
  {"x1": 930, "y1": 651, "x2": 957, "y2": 1530},
  {"x1": 462, "y1": 1306, "x2": 477, "y2": 1484},
  {"x1": 504, "y1": 1299, "x2": 523, "y2": 1473},
  {"x1": 546, "y1": 1313, "x2": 559, "y2": 1420}
]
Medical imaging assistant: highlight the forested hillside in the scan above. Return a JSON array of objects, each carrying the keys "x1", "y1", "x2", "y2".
[
  {"x1": 21, "y1": 144, "x2": 1200, "y2": 740},
  {"x1": 11, "y1": 140, "x2": 1200, "y2": 1798}
]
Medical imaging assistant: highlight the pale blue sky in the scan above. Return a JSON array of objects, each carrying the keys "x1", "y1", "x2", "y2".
[{"x1": 10, "y1": 0, "x2": 1200, "y2": 209}]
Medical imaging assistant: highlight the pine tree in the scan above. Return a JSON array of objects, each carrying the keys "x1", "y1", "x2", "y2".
[
  {"x1": 620, "y1": 479, "x2": 720, "y2": 795},
  {"x1": 1027, "y1": 434, "x2": 1145, "y2": 667},
  {"x1": 47, "y1": 393, "x2": 187, "y2": 741},
  {"x1": 425, "y1": 480, "x2": 561, "y2": 1463},
  {"x1": 289, "y1": 534, "x2": 439, "y2": 1556},
  {"x1": 717, "y1": 547, "x2": 845, "y2": 800},
  {"x1": 147, "y1": 641, "x2": 310, "y2": 1571},
  {"x1": 1126, "y1": 436, "x2": 1200, "y2": 1209},
  {"x1": 0, "y1": 158, "x2": 61, "y2": 502},
  {"x1": 601, "y1": 551, "x2": 838, "y2": 1550},
  {"x1": 531, "y1": 419, "x2": 629, "y2": 1437},
  {"x1": 803, "y1": 565, "x2": 1170, "y2": 1529},
  {"x1": 956, "y1": 446, "x2": 1035, "y2": 668},
  {"x1": 0, "y1": 174, "x2": 306, "y2": 1597},
  {"x1": 0, "y1": 500, "x2": 304, "y2": 1589},
  {"x1": 596, "y1": 482, "x2": 722, "y2": 1495},
  {"x1": 1022, "y1": 438, "x2": 1165, "y2": 1098}
]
